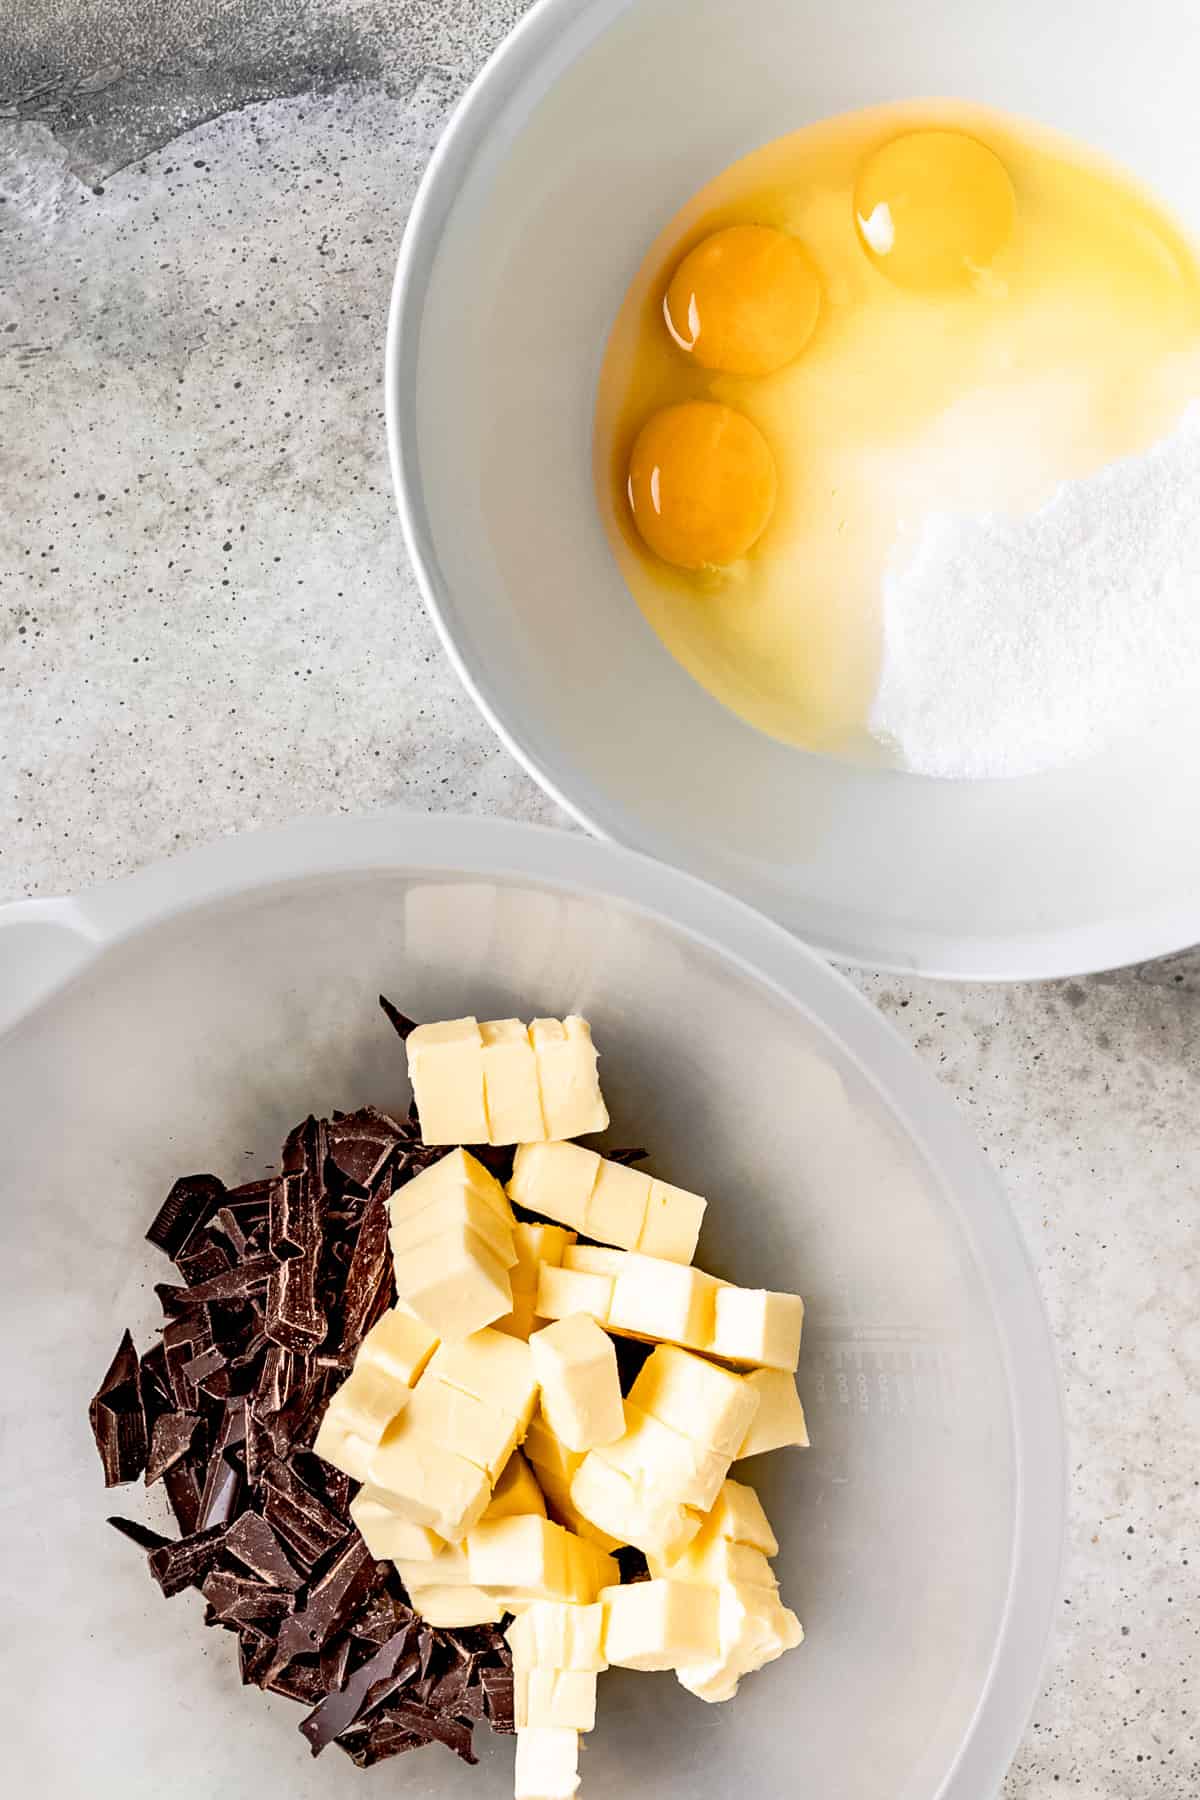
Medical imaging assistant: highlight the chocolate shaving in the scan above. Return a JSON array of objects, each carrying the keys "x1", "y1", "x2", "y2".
[
  {"x1": 89, "y1": 1330, "x2": 148, "y2": 1486},
  {"x1": 91, "y1": 997, "x2": 514, "y2": 1773},
  {"x1": 145, "y1": 1173, "x2": 226, "y2": 1260}
]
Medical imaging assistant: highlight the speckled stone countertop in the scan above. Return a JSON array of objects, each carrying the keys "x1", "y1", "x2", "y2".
[{"x1": 2, "y1": 6, "x2": 1197, "y2": 1795}]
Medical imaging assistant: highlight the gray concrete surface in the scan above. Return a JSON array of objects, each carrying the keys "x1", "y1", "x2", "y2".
[{"x1": 2, "y1": 5, "x2": 1197, "y2": 1794}]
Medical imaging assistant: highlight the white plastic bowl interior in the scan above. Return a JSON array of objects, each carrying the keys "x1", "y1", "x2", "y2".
[
  {"x1": 387, "y1": 0, "x2": 1200, "y2": 979},
  {"x1": 0, "y1": 814, "x2": 1062, "y2": 1799}
]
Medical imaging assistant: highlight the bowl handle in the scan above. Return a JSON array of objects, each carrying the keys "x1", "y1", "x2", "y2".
[{"x1": 0, "y1": 897, "x2": 104, "y2": 1037}]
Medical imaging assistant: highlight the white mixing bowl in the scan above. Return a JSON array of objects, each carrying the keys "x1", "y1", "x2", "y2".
[
  {"x1": 387, "y1": 0, "x2": 1200, "y2": 978},
  {"x1": 0, "y1": 814, "x2": 1062, "y2": 1798}
]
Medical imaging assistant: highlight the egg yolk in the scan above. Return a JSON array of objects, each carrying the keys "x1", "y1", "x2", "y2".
[
  {"x1": 627, "y1": 402, "x2": 777, "y2": 570},
  {"x1": 663, "y1": 225, "x2": 822, "y2": 375},
  {"x1": 854, "y1": 130, "x2": 1017, "y2": 290}
]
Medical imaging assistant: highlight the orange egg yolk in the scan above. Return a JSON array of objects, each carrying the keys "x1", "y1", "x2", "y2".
[
  {"x1": 854, "y1": 129, "x2": 1017, "y2": 290},
  {"x1": 663, "y1": 224, "x2": 822, "y2": 375},
  {"x1": 627, "y1": 402, "x2": 778, "y2": 570}
]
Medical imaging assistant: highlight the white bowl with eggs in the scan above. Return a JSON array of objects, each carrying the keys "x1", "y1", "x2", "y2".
[{"x1": 386, "y1": 0, "x2": 1200, "y2": 978}]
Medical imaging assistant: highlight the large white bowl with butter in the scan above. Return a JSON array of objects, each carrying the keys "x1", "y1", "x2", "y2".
[
  {"x1": 0, "y1": 814, "x2": 1062, "y2": 1798},
  {"x1": 387, "y1": 0, "x2": 1200, "y2": 978}
]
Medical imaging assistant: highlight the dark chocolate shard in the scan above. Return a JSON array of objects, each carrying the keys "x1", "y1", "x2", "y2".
[
  {"x1": 173, "y1": 1255, "x2": 275, "y2": 1304},
  {"x1": 146, "y1": 1524, "x2": 229, "y2": 1598},
  {"x1": 327, "y1": 1108, "x2": 400, "y2": 1194},
  {"x1": 261, "y1": 1461, "x2": 346, "y2": 1569},
  {"x1": 335, "y1": 1191, "x2": 393, "y2": 1355},
  {"x1": 162, "y1": 1459, "x2": 204, "y2": 1535},
  {"x1": 145, "y1": 1173, "x2": 226, "y2": 1260},
  {"x1": 300, "y1": 1625, "x2": 415, "y2": 1755},
  {"x1": 351, "y1": 1593, "x2": 415, "y2": 1647},
  {"x1": 177, "y1": 1233, "x2": 234, "y2": 1288},
  {"x1": 222, "y1": 1511, "x2": 302, "y2": 1592},
  {"x1": 238, "y1": 1627, "x2": 276, "y2": 1688},
  {"x1": 268, "y1": 1535, "x2": 375, "y2": 1673},
  {"x1": 268, "y1": 1175, "x2": 307, "y2": 1262},
  {"x1": 107, "y1": 1515, "x2": 171, "y2": 1554},
  {"x1": 609, "y1": 1145, "x2": 649, "y2": 1166},
  {"x1": 384, "y1": 1701, "x2": 478, "y2": 1764},
  {"x1": 378, "y1": 995, "x2": 417, "y2": 1041},
  {"x1": 145, "y1": 1411, "x2": 204, "y2": 1487},
  {"x1": 266, "y1": 1256, "x2": 326, "y2": 1355},
  {"x1": 265, "y1": 1658, "x2": 327, "y2": 1705},
  {"x1": 181, "y1": 1345, "x2": 228, "y2": 1389},
  {"x1": 480, "y1": 1666, "x2": 515, "y2": 1733},
  {"x1": 137, "y1": 1342, "x2": 174, "y2": 1439},
  {"x1": 89, "y1": 1329, "x2": 148, "y2": 1486},
  {"x1": 201, "y1": 1569, "x2": 294, "y2": 1629},
  {"x1": 319, "y1": 1632, "x2": 353, "y2": 1696}
]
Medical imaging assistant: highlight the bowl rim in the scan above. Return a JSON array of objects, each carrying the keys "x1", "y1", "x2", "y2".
[
  {"x1": 0, "y1": 807, "x2": 1066, "y2": 1798},
  {"x1": 384, "y1": 0, "x2": 1200, "y2": 983}
]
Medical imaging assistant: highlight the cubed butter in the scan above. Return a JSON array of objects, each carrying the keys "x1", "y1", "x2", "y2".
[
  {"x1": 596, "y1": 1403, "x2": 729, "y2": 1513},
  {"x1": 530, "y1": 1315, "x2": 625, "y2": 1452},
  {"x1": 322, "y1": 1360, "x2": 410, "y2": 1446},
  {"x1": 509, "y1": 1142, "x2": 599, "y2": 1233},
  {"x1": 366, "y1": 1428, "x2": 491, "y2": 1539},
  {"x1": 582, "y1": 1157, "x2": 652, "y2": 1251},
  {"x1": 507, "y1": 1601, "x2": 608, "y2": 1672},
  {"x1": 391, "y1": 1223, "x2": 514, "y2": 1340},
  {"x1": 531, "y1": 1463, "x2": 625, "y2": 1556},
  {"x1": 396, "y1": 1544, "x2": 474, "y2": 1591},
  {"x1": 570, "y1": 1454, "x2": 701, "y2": 1563},
  {"x1": 390, "y1": 1146, "x2": 512, "y2": 1225},
  {"x1": 390, "y1": 1186, "x2": 515, "y2": 1268},
  {"x1": 426, "y1": 1328, "x2": 539, "y2": 1426},
  {"x1": 530, "y1": 1015, "x2": 609, "y2": 1140},
  {"x1": 350, "y1": 1487, "x2": 445, "y2": 1561},
  {"x1": 412, "y1": 1585, "x2": 506, "y2": 1628},
  {"x1": 494, "y1": 1291, "x2": 542, "y2": 1342},
  {"x1": 707, "y1": 1286, "x2": 805, "y2": 1372},
  {"x1": 628, "y1": 1344, "x2": 759, "y2": 1458},
  {"x1": 638, "y1": 1178, "x2": 707, "y2": 1265},
  {"x1": 481, "y1": 1018, "x2": 546, "y2": 1144},
  {"x1": 536, "y1": 1264, "x2": 614, "y2": 1327},
  {"x1": 736, "y1": 1368, "x2": 810, "y2": 1457},
  {"x1": 400, "y1": 1376, "x2": 523, "y2": 1480},
  {"x1": 523, "y1": 1409, "x2": 585, "y2": 1486},
  {"x1": 565, "y1": 1534, "x2": 619, "y2": 1603},
  {"x1": 405, "y1": 1018, "x2": 488, "y2": 1145},
  {"x1": 482, "y1": 1450, "x2": 547, "y2": 1523},
  {"x1": 356, "y1": 1303, "x2": 440, "y2": 1390},
  {"x1": 608, "y1": 1256, "x2": 720, "y2": 1352},
  {"x1": 562, "y1": 1244, "x2": 627, "y2": 1277},
  {"x1": 514, "y1": 1727, "x2": 581, "y2": 1800},
  {"x1": 516, "y1": 1669, "x2": 598, "y2": 1733},
  {"x1": 512, "y1": 1222, "x2": 577, "y2": 1294},
  {"x1": 468, "y1": 1515, "x2": 570, "y2": 1598},
  {"x1": 707, "y1": 1478, "x2": 780, "y2": 1555},
  {"x1": 650, "y1": 1522, "x2": 778, "y2": 1592},
  {"x1": 312, "y1": 1407, "x2": 372, "y2": 1484},
  {"x1": 676, "y1": 1582, "x2": 804, "y2": 1703},
  {"x1": 601, "y1": 1579, "x2": 720, "y2": 1672}
]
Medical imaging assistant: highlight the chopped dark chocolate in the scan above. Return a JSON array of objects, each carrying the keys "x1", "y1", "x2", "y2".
[
  {"x1": 90, "y1": 1000, "x2": 519, "y2": 1778},
  {"x1": 377, "y1": 994, "x2": 417, "y2": 1041},
  {"x1": 300, "y1": 1626, "x2": 415, "y2": 1755},
  {"x1": 89, "y1": 1329, "x2": 148, "y2": 1486},
  {"x1": 145, "y1": 1411, "x2": 204, "y2": 1486}
]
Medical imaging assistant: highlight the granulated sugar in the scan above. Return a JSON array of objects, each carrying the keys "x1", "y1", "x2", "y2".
[{"x1": 870, "y1": 404, "x2": 1200, "y2": 778}]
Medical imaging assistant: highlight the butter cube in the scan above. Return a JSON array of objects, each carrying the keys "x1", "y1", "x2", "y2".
[
  {"x1": 707, "y1": 1479, "x2": 780, "y2": 1555},
  {"x1": 516, "y1": 1669, "x2": 598, "y2": 1732},
  {"x1": 426, "y1": 1328, "x2": 539, "y2": 1425},
  {"x1": 323, "y1": 1361, "x2": 411, "y2": 1446},
  {"x1": 524, "y1": 1414, "x2": 625, "y2": 1554},
  {"x1": 512, "y1": 1222, "x2": 577, "y2": 1294},
  {"x1": 524, "y1": 1408, "x2": 585, "y2": 1486},
  {"x1": 601, "y1": 1578, "x2": 720, "y2": 1672},
  {"x1": 481, "y1": 1018, "x2": 546, "y2": 1144},
  {"x1": 737, "y1": 1369, "x2": 810, "y2": 1457},
  {"x1": 400, "y1": 1377, "x2": 523, "y2": 1480},
  {"x1": 530, "y1": 1315, "x2": 624, "y2": 1452},
  {"x1": 597, "y1": 1403, "x2": 729, "y2": 1513},
  {"x1": 515, "y1": 1727, "x2": 581, "y2": 1800},
  {"x1": 413, "y1": 1585, "x2": 506, "y2": 1628},
  {"x1": 565, "y1": 1533, "x2": 620, "y2": 1602},
  {"x1": 628, "y1": 1345, "x2": 759, "y2": 1459},
  {"x1": 396, "y1": 1544, "x2": 473, "y2": 1590},
  {"x1": 389, "y1": 1148, "x2": 516, "y2": 1265},
  {"x1": 483, "y1": 1450, "x2": 547, "y2": 1523},
  {"x1": 509, "y1": 1142, "x2": 599, "y2": 1232},
  {"x1": 390, "y1": 1146, "x2": 512, "y2": 1224},
  {"x1": 312, "y1": 1408, "x2": 372, "y2": 1483},
  {"x1": 608, "y1": 1255, "x2": 719, "y2": 1350},
  {"x1": 536, "y1": 1264, "x2": 614, "y2": 1327},
  {"x1": 707, "y1": 1286, "x2": 805, "y2": 1372},
  {"x1": 366, "y1": 1429, "x2": 491, "y2": 1539},
  {"x1": 507, "y1": 1601, "x2": 608, "y2": 1672},
  {"x1": 676, "y1": 1582, "x2": 804, "y2": 1703},
  {"x1": 650, "y1": 1523, "x2": 778, "y2": 1591},
  {"x1": 390, "y1": 1192, "x2": 515, "y2": 1270},
  {"x1": 350, "y1": 1488, "x2": 445, "y2": 1561},
  {"x1": 392, "y1": 1227, "x2": 514, "y2": 1340},
  {"x1": 468, "y1": 1515, "x2": 570, "y2": 1597},
  {"x1": 638, "y1": 1178, "x2": 707, "y2": 1265},
  {"x1": 406, "y1": 1018, "x2": 488, "y2": 1145},
  {"x1": 583, "y1": 1158, "x2": 652, "y2": 1251},
  {"x1": 494, "y1": 1291, "x2": 542, "y2": 1341},
  {"x1": 530, "y1": 1015, "x2": 609, "y2": 1140},
  {"x1": 570, "y1": 1454, "x2": 701, "y2": 1562},
  {"x1": 562, "y1": 1244, "x2": 627, "y2": 1277},
  {"x1": 356, "y1": 1304, "x2": 440, "y2": 1390}
]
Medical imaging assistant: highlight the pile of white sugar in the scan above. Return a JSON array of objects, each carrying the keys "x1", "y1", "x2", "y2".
[{"x1": 870, "y1": 404, "x2": 1200, "y2": 779}]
